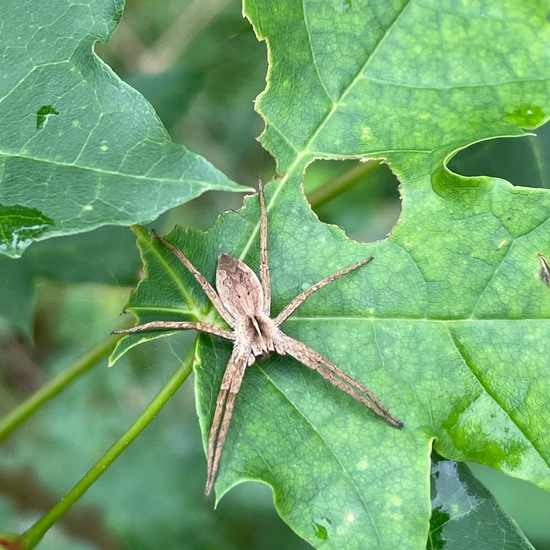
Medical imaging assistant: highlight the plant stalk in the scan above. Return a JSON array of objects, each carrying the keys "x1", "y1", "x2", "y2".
[
  {"x1": 0, "y1": 335, "x2": 121, "y2": 444},
  {"x1": 19, "y1": 342, "x2": 196, "y2": 549},
  {"x1": 307, "y1": 158, "x2": 382, "y2": 209}
]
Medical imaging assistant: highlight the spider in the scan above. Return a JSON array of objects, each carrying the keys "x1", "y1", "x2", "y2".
[{"x1": 114, "y1": 181, "x2": 403, "y2": 497}]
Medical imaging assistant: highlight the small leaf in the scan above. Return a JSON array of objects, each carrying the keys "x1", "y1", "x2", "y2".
[
  {"x1": 0, "y1": 204, "x2": 54, "y2": 257},
  {"x1": 429, "y1": 457, "x2": 535, "y2": 550}
]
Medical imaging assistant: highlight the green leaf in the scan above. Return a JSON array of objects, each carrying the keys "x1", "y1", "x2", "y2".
[
  {"x1": 0, "y1": 205, "x2": 54, "y2": 255},
  {"x1": 110, "y1": 176, "x2": 549, "y2": 548},
  {"x1": 0, "y1": 0, "x2": 249, "y2": 258},
  {"x1": 111, "y1": 183, "x2": 430, "y2": 548},
  {"x1": 112, "y1": 1, "x2": 550, "y2": 548},
  {"x1": 429, "y1": 457, "x2": 534, "y2": 550}
]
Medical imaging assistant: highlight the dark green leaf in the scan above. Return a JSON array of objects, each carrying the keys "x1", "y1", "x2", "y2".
[
  {"x1": 449, "y1": 121, "x2": 550, "y2": 190},
  {"x1": 0, "y1": 205, "x2": 54, "y2": 256},
  {"x1": 36, "y1": 105, "x2": 60, "y2": 130},
  {"x1": 0, "y1": 0, "x2": 249, "y2": 258},
  {"x1": 428, "y1": 457, "x2": 534, "y2": 550}
]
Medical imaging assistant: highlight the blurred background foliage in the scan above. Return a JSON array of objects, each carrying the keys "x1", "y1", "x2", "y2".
[{"x1": 1, "y1": 0, "x2": 549, "y2": 548}]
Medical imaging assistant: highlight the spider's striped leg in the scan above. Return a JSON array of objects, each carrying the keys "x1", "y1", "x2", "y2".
[
  {"x1": 276, "y1": 333, "x2": 403, "y2": 428},
  {"x1": 274, "y1": 257, "x2": 373, "y2": 326},
  {"x1": 205, "y1": 346, "x2": 251, "y2": 498},
  {"x1": 113, "y1": 321, "x2": 234, "y2": 340},
  {"x1": 258, "y1": 179, "x2": 271, "y2": 315}
]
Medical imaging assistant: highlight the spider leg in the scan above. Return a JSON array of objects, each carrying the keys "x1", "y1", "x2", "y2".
[
  {"x1": 205, "y1": 346, "x2": 250, "y2": 498},
  {"x1": 258, "y1": 179, "x2": 271, "y2": 316},
  {"x1": 112, "y1": 321, "x2": 234, "y2": 340},
  {"x1": 277, "y1": 333, "x2": 403, "y2": 428},
  {"x1": 153, "y1": 230, "x2": 236, "y2": 327},
  {"x1": 274, "y1": 257, "x2": 373, "y2": 326}
]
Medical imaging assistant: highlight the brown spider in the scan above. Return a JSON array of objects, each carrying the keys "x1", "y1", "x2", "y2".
[{"x1": 114, "y1": 181, "x2": 403, "y2": 497}]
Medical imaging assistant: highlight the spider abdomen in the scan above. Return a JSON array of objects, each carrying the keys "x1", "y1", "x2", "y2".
[{"x1": 216, "y1": 253, "x2": 266, "y2": 319}]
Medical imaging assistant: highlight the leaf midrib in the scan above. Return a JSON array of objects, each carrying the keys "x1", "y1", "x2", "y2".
[{"x1": 0, "y1": 152, "x2": 230, "y2": 186}]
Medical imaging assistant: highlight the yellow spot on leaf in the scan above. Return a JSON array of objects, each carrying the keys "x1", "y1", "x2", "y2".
[{"x1": 361, "y1": 127, "x2": 372, "y2": 142}]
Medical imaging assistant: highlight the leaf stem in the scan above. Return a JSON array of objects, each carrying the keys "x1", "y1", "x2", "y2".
[
  {"x1": 20, "y1": 342, "x2": 197, "y2": 549},
  {"x1": 0, "y1": 335, "x2": 121, "y2": 444},
  {"x1": 307, "y1": 159, "x2": 382, "y2": 209}
]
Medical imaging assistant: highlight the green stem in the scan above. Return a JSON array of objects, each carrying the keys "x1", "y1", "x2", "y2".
[
  {"x1": 0, "y1": 335, "x2": 121, "y2": 444},
  {"x1": 307, "y1": 158, "x2": 382, "y2": 209},
  {"x1": 20, "y1": 342, "x2": 196, "y2": 549}
]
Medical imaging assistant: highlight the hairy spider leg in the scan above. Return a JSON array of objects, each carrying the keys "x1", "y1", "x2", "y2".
[
  {"x1": 258, "y1": 179, "x2": 271, "y2": 315},
  {"x1": 277, "y1": 333, "x2": 403, "y2": 428},
  {"x1": 274, "y1": 256, "x2": 373, "y2": 326},
  {"x1": 205, "y1": 346, "x2": 252, "y2": 497}
]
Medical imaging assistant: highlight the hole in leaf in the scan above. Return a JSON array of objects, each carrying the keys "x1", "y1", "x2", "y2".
[
  {"x1": 305, "y1": 160, "x2": 401, "y2": 243},
  {"x1": 448, "y1": 119, "x2": 550, "y2": 189},
  {"x1": 36, "y1": 105, "x2": 59, "y2": 130},
  {"x1": 312, "y1": 516, "x2": 332, "y2": 540}
]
